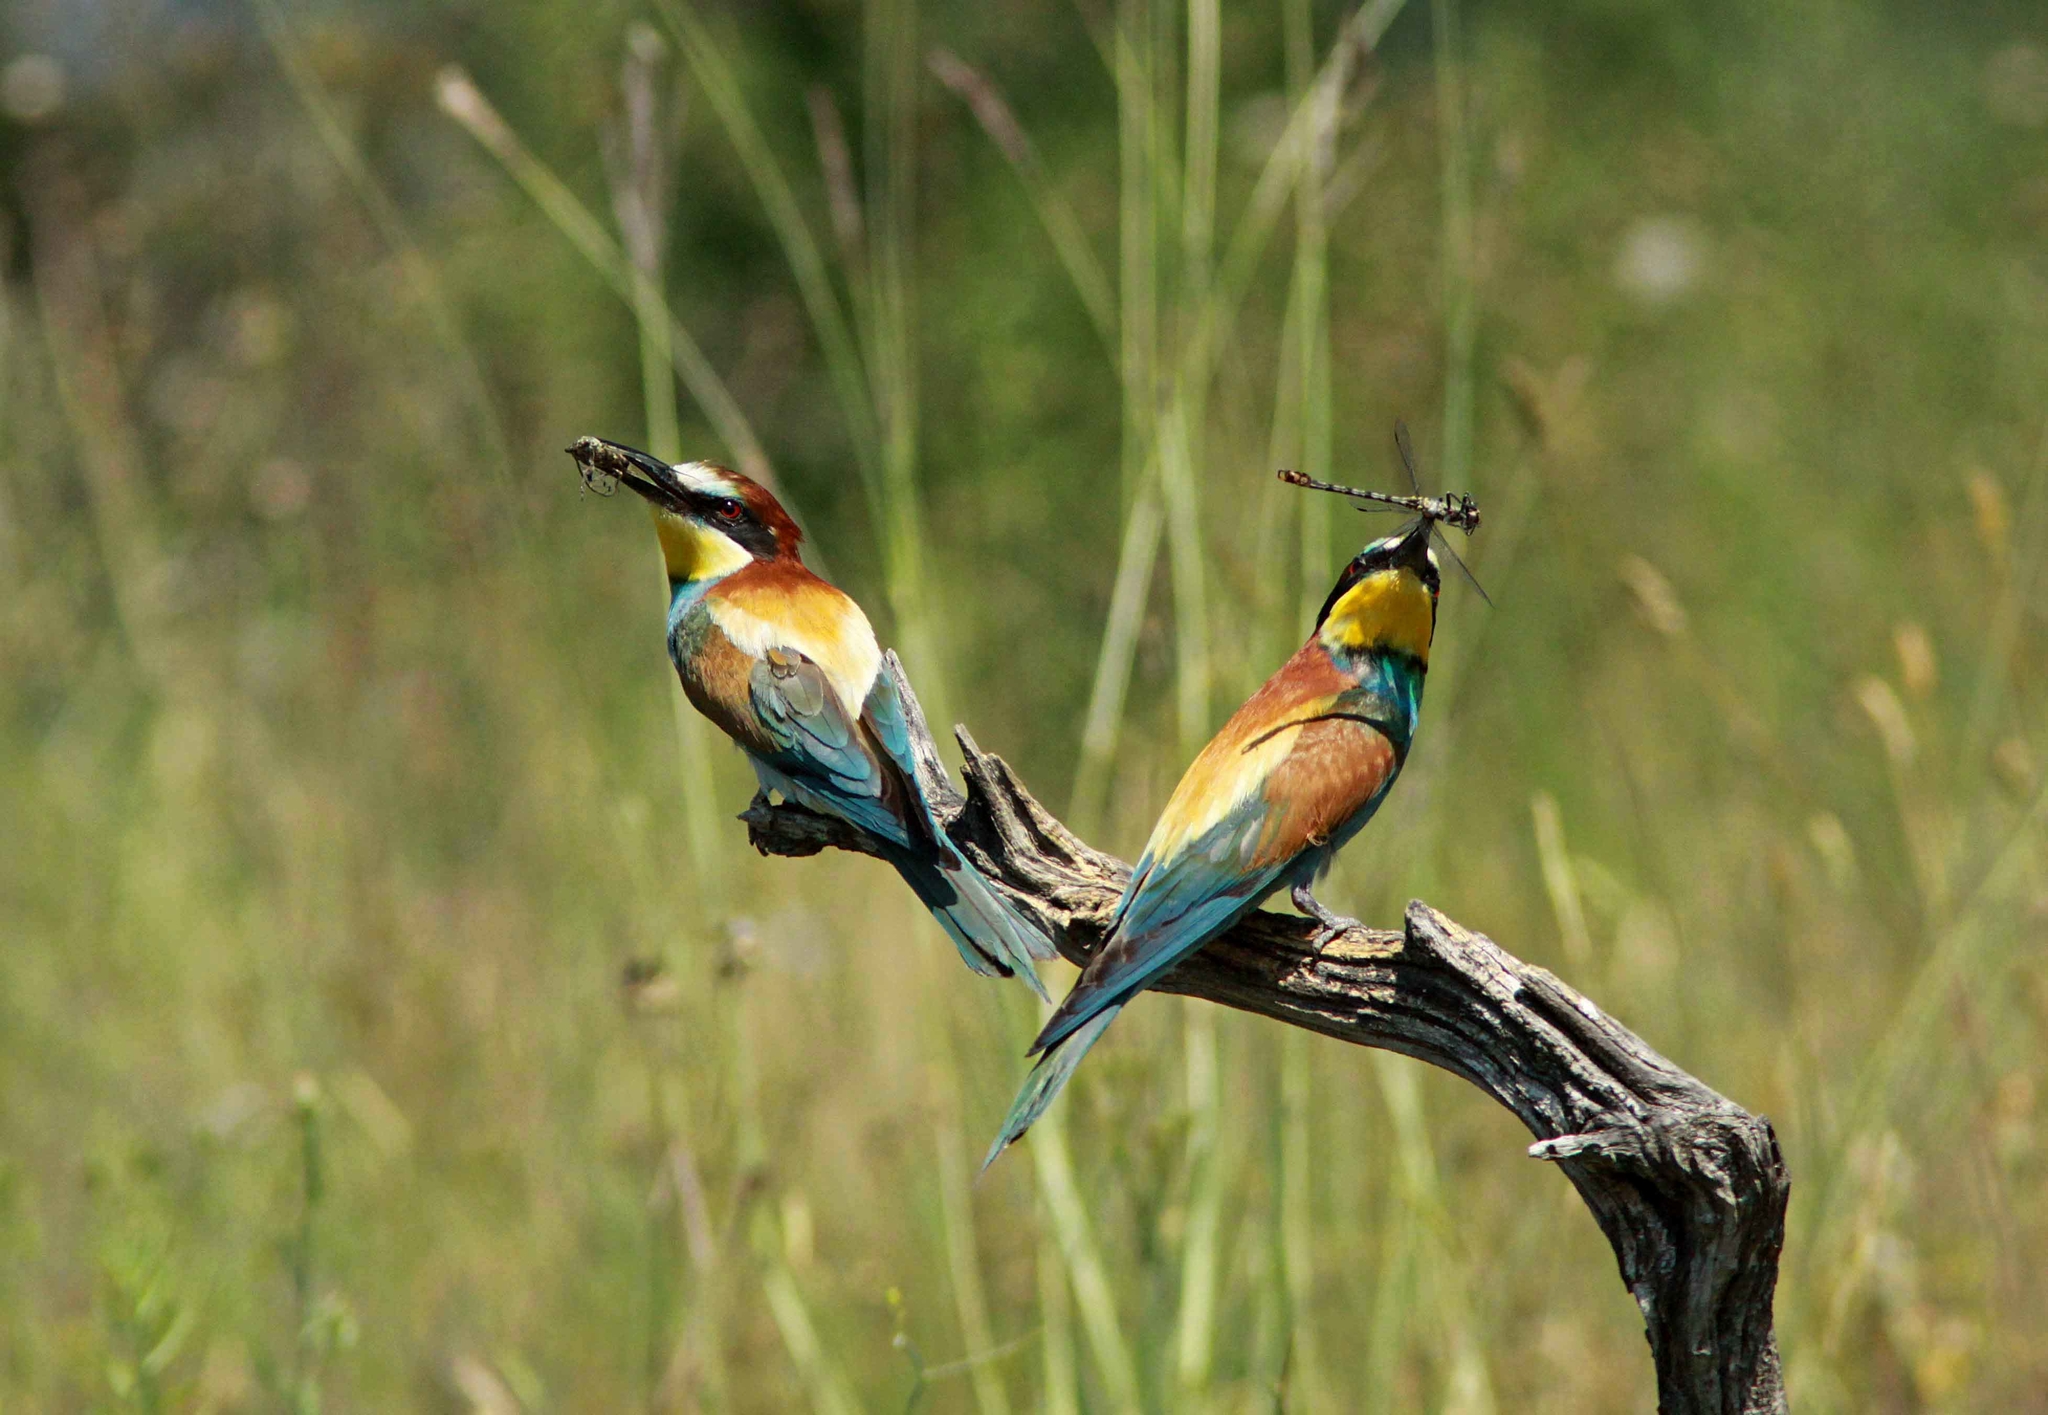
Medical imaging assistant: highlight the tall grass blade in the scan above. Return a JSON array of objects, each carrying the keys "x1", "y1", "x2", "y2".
[
  {"x1": 24, "y1": 176, "x2": 173, "y2": 688},
  {"x1": 860, "y1": 0, "x2": 944, "y2": 716},
  {"x1": 1157, "y1": 406, "x2": 1211, "y2": 756},
  {"x1": 1192, "y1": 0, "x2": 1407, "y2": 383},
  {"x1": 806, "y1": 87, "x2": 868, "y2": 276},
  {"x1": 926, "y1": 50, "x2": 1117, "y2": 353},
  {"x1": 1240, "y1": 1191, "x2": 1288, "y2": 1402},
  {"x1": 1037, "y1": 1213, "x2": 1080, "y2": 1415},
  {"x1": 733, "y1": 987, "x2": 858, "y2": 1415},
  {"x1": 1070, "y1": 483, "x2": 1164, "y2": 824},
  {"x1": 1262, "y1": 253, "x2": 1310, "y2": 649},
  {"x1": 1801, "y1": 765, "x2": 2048, "y2": 1277},
  {"x1": 1530, "y1": 793, "x2": 1594, "y2": 969},
  {"x1": 1361, "y1": 1207, "x2": 1417, "y2": 1415},
  {"x1": 934, "y1": 1126, "x2": 1014, "y2": 1415},
  {"x1": 1273, "y1": 13, "x2": 1340, "y2": 1404},
  {"x1": 603, "y1": 29, "x2": 726, "y2": 885},
  {"x1": 1279, "y1": 1030, "x2": 1326, "y2": 1412},
  {"x1": 1171, "y1": 1004, "x2": 1224, "y2": 1406},
  {"x1": 665, "y1": 685, "x2": 725, "y2": 886},
  {"x1": 1382, "y1": 1058, "x2": 1497, "y2": 1412},
  {"x1": 607, "y1": 27, "x2": 686, "y2": 471},
  {"x1": 1293, "y1": 386, "x2": 1332, "y2": 638},
  {"x1": 1160, "y1": 0, "x2": 1221, "y2": 756},
  {"x1": 1432, "y1": 0, "x2": 1476, "y2": 489},
  {"x1": 1115, "y1": 0, "x2": 1160, "y2": 526},
  {"x1": 660, "y1": 0, "x2": 944, "y2": 707},
  {"x1": 289, "y1": 1074, "x2": 332, "y2": 1414},
  {"x1": 656, "y1": 1135, "x2": 732, "y2": 1411},
  {"x1": 1032, "y1": 1107, "x2": 1142, "y2": 1413},
  {"x1": 433, "y1": 67, "x2": 780, "y2": 489},
  {"x1": 1360, "y1": 1056, "x2": 1419, "y2": 1414},
  {"x1": 250, "y1": 0, "x2": 511, "y2": 480},
  {"x1": 929, "y1": 1005, "x2": 1014, "y2": 1415},
  {"x1": 1284, "y1": 0, "x2": 1336, "y2": 632},
  {"x1": 1181, "y1": 0, "x2": 1219, "y2": 296},
  {"x1": 1065, "y1": 0, "x2": 1411, "y2": 823},
  {"x1": 758, "y1": 1245, "x2": 863, "y2": 1415},
  {"x1": 1063, "y1": 0, "x2": 1171, "y2": 823},
  {"x1": 658, "y1": 0, "x2": 884, "y2": 505}
]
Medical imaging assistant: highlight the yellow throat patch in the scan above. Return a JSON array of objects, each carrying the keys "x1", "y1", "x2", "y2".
[
  {"x1": 652, "y1": 507, "x2": 753, "y2": 584},
  {"x1": 1318, "y1": 566, "x2": 1436, "y2": 661}
]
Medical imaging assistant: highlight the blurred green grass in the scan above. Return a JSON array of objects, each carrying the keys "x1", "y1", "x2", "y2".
[{"x1": 4, "y1": 0, "x2": 2048, "y2": 1409}]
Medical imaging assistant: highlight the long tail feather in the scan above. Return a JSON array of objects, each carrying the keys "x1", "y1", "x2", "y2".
[
  {"x1": 859, "y1": 650, "x2": 1057, "y2": 987},
  {"x1": 894, "y1": 852, "x2": 1054, "y2": 1000},
  {"x1": 948, "y1": 861, "x2": 1058, "y2": 992},
  {"x1": 981, "y1": 1003, "x2": 1123, "y2": 1171}
]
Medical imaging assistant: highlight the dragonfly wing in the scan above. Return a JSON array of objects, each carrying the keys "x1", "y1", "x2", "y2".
[
  {"x1": 1431, "y1": 526, "x2": 1493, "y2": 605},
  {"x1": 1394, "y1": 419, "x2": 1423, "y2": 495}
]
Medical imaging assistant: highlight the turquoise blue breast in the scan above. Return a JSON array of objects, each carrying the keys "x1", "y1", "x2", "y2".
[
  {"x1": 1327, "y1": 644, "x2": 1427, "y2": 755},
  {"x1": 666, "y1": 582, "x2": 717, "y2": 671}
]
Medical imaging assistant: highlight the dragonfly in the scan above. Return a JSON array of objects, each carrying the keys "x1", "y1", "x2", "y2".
[{"x1": 1278, "y1": 420, "x2": 1492, "y2": 604}]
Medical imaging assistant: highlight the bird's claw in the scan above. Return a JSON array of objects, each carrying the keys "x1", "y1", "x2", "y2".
[
  {"x1": 1291, "y1": 882, "x2": 1357, "y2": 956},
  {"x1": 1306, "y1": 915, "x2": 1359, "y2": 953}
]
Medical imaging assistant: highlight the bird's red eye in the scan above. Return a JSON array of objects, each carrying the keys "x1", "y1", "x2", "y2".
[{"x1": 714, "y1": 498, "x2": 745, "y2": 522}]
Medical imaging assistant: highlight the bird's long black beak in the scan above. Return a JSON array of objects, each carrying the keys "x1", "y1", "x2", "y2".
[
  {"x1": 567, "y1": 436, "x2": 691, "y2": 515},
  {"x1": 1393, "y1": 516, "x2": 1435, "y2": 571}
]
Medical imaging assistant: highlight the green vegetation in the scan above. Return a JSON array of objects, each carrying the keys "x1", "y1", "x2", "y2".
[{"x1": 4, "y1": 0, "x2": 2047, "y2": 1408}]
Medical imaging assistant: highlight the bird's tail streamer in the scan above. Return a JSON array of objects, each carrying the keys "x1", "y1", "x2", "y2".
[
  {"x1": 894, "y1": 851, "x2": 1056, "y2": 1000},
  {"x1": 980, "y1": 1003, "x2": 1123, "y2": 1171}
]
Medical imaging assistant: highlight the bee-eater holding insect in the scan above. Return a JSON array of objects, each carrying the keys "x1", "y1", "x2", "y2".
[
  {"x1": 985, "y1": 434, "x2": 1478, "y2": 1164},
  {"x1": 569, "y1": 435, "x2": 1057, "y2": 995}
]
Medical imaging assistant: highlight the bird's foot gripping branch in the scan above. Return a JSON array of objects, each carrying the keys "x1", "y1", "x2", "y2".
[{"x1": 742, "y1": 653, "x2": 1792, "y2": 1415}]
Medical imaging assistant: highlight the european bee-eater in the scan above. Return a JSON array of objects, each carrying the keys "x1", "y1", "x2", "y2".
[
  {"x1": 985, "y1": 516, "x2": 1442, "y2": 1163},
  {"x1": 575, "y1": 437, "x2": 1057, "y2": 995}
]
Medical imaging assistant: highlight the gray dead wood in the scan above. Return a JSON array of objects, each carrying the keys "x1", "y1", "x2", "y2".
[{"x1": 739, "y1": 654, "x2": 1789, "y2": 1415}]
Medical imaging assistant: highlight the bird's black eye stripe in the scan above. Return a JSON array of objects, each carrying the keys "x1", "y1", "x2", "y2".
[{"x1": 688, "y1": 490, "x2": 777, "y2": 558}]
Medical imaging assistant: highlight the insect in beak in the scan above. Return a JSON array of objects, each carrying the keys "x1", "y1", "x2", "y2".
[
  {"x1": 1278, "y1": 420, "x2": 1493, "y2": 604},
  {"x1": 567, "y1": 436, "x2": 693, "y2": 516}
]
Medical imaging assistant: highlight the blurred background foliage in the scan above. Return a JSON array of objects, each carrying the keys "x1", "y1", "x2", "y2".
[{"x1": 3, "y1": 0, "x2": 2047, "y2": 1408}]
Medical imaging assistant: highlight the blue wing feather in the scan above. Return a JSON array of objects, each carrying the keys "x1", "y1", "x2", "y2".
[
  {"x1": 748, "y1": 656, "x2": 911, "y2": 847},
  {"x1": 1032, "y1": 798, "x2": 1290, "y2": 1055},
  {"x1": 861, "y1": 664, "x2": 919, "y2": 781},
  {"x1": 753, "y1": 652, "x2": 1054, "y2": 990},
  {"x1": 859, "y1": 667, "x2": 1057, "y2": 988}
]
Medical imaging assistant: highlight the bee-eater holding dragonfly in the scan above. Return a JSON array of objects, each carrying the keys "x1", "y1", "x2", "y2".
[
  {"x1": 986, "y1": 458, "x2": 1473, "y2": 1164},
  {"x1": 569, "y1": 436, "x2": 1057, "y2": 995}
]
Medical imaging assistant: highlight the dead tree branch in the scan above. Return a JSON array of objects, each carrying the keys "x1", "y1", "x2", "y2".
[{"x1": 740, "y1": 655, "x2": 1789, "y2": 1415}]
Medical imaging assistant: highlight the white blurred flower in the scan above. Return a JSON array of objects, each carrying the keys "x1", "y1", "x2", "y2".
[
  {"x1": 0, "y1": 54, "x2": 64, "y2": 123},
  {"x1": 1615, "y1": 215, "x2": 1706, "y2": 308}
]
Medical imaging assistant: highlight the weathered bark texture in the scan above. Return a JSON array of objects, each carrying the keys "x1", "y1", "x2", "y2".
[{"x1": 741, "y1": 654, "x2": 1790, "y2": 1415}]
